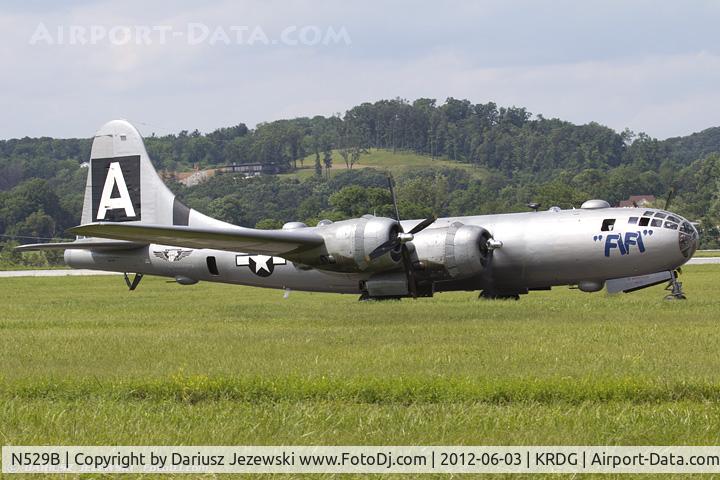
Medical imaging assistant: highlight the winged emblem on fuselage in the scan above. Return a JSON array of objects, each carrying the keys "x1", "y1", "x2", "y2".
[{"x1": 153, "y1": 248, "x2": 193, "y2": 262}]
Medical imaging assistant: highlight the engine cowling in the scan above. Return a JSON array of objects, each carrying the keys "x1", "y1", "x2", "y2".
[
  {"x1": 411, "y1": 222, "x2": 491, "y2": 280},
  {"x1": 309, "y1": 215, "x2": 403, "y2": 273}
]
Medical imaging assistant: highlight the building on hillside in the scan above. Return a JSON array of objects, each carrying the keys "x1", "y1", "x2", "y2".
[
  {"x1": 217, "y1": 162, "x2": 281, "y2": 176},
  {"x1": 175, "y1": 168, "x2": 216, "y2": 187},
  {"x1": 170, "y1": 162, "x2": 282, "y2": 187},
  {"x1": 618, "y1": 195, "x2": 656, "y2": 208}
]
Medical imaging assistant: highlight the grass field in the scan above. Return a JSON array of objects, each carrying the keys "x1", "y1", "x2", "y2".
[
  {"x1": 281, "y1": 148, "x2": 488, "y2": 180},
  {"x1": 1, "y1": 266, "x2": 720, "y2": 479},
  {"x1": 692, "y1": 250, "x2": 720, "y2": 257}
]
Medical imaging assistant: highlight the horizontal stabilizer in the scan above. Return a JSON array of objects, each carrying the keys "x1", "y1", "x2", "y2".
[
  {"x1": 606, "y1": 271, "x2": 673, "y2": 294},
  {"x1": 15, "y1": 239, "x2": 146, "y2": 252},
  {"x1": 69, "y1": 222, "x2": 324, "y2": 256}
]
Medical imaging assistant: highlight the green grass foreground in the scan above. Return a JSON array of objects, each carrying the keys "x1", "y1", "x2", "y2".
[{"x1": 1, "y1": 266, "x2": 720, "y2": 478}]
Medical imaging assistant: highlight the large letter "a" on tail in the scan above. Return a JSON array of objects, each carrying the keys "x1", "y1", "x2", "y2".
[{"x1": 96, "y1": 161, "x2": 137, "y2": 220}]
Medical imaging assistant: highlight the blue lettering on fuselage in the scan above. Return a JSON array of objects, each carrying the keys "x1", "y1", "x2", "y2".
[
  {"x1": 594, "y1": 230, "x2": 651, "y2": 257},
  {"x1": 604, "y1": 234, "x2": 626, "y2": 256}
]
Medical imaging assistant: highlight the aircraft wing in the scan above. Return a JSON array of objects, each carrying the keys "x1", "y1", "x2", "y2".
[
  {"x1": 69, "y1": 222, "x2": 325, "y2": 256},
  {"x1": 15, "y1": 239, "x2": 146, "y2": 252}
]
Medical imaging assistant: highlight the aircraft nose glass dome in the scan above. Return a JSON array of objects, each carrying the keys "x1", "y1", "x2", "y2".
[{"x1": 679, "y1": 220, "x2": 699, "y2": 258}]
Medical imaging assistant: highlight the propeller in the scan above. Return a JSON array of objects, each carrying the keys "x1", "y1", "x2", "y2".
[
  {"x1": 367, "y1": 175, "x2": 437, "y2": 297},
  {"x1": 367, "y1": 215, "x2": 435, "y2": 260}
]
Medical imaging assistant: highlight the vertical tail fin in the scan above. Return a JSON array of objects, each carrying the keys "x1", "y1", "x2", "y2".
[{"x1": 81, "y1": 120, "x2": 223, "y2": 229}]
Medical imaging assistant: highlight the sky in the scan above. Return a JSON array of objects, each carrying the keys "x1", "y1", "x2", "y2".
[{"x1": 0, "y1": 0, "x2": 719, "y2": 139}]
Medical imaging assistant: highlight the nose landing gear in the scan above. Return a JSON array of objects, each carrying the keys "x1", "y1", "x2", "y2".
[{"x1": 664, "y1": 270, "x2": 686, "y2": 300}]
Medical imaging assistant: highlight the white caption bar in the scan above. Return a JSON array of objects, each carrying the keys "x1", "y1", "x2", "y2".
[{"x1": 5, "y1": 446, "x2": 720, "y2": 474}]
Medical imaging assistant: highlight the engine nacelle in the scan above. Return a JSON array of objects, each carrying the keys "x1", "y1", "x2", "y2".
[
  {"x1": 411, "y1": 222, "x2": 491, "y2": 279},
  {"x1": 308, "y1": 215, "x2": 403, "y2": 273}
]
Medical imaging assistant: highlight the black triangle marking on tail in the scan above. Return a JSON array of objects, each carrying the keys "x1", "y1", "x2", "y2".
[{"x1": 173, "y1": 198, "x2": 190, "y2": 226}]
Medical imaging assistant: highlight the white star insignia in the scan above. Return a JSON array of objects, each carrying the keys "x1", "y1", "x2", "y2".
[
  {"x1": 235, "y1": 254, "x2": 287, "y2": 275},
  {"x1": 252, "y1": 255, "x2": 272, "y2": 273}
]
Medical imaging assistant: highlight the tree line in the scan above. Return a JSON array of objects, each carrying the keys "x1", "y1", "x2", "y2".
[{"x1": 3, "y1": 97, "x2": 709, "y2": 178}]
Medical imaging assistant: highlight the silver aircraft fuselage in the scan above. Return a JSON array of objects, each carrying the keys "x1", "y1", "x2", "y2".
[{"x1": 65, "y1": 206, "x2": 698, "y2": 296}]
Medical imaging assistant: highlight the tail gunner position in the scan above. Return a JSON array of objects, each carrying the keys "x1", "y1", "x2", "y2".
[{"x1": 18, "y1": 120, "x2": 699, "y2": 301}]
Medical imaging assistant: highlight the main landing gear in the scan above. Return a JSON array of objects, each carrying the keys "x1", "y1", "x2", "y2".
[
  {"x1": 664, "y1": 270, "x2": 686, "y2": 300},
  {"x1": 123, "y1": 272, "x2": 144, "y2": 291},
  {"x1": 358, "y1": 292, "x2": 403, "y2": 301},
  {"x1": 478, "y1": 289, "x2": 522, "y2": 300}
]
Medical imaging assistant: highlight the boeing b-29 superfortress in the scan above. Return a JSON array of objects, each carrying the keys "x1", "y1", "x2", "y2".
[{"x1": 18, "y1": 120, "x2": 699, "y2": 300}]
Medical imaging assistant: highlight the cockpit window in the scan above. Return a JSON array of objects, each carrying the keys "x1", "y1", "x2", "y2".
[
  {"x1": 679, "y1": 221, "x2": 698, "y2": 258},
  {"x1": 631, "y1": 211, "x2": 693, "y2": 235},
  {"x1": 601, "y1": 219, "x2": 616, "y2": 231}
]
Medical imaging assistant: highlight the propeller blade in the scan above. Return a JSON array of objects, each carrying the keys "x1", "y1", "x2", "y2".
[
  {"x1": 367, "y1": 238, "x2": 400, "y2": 261},
  {"x1": 400, "y1": 244, "x2": 418, "y2": 298},
  {"x1": 387, "y1": 174, "x2": 401, "y2": 225},
  {"x1": 664, "y1": 187, "x2": 675, "y2": 210},
  {"x1": 408, "y1": 215, "x2": 437, "y2": 235}
]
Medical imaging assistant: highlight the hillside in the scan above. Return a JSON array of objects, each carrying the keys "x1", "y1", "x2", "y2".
[
  {"x1": 281, "y1": 148, "x2": 489, "y2": 180},
  {"x1": 662, "y1": 127, "x2": 720, "y2": 165}
]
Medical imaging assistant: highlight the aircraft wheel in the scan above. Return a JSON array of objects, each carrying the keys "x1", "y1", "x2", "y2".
[
  {"x1": 664, "y1": 294, "x2": 687, "y2": 301},
  {"x1": 358, "y1": 294, "x2": 403, "y2": 302},
  {"x1": 479, "y1": 291, "x2": 520, "y2": 300}
]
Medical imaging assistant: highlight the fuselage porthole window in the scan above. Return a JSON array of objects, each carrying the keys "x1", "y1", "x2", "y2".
[
  {"x1": 601, "y1": 219, "x2": 616, "y2": 231},
  {"x1": 206, "y1": 256, "x2": 220, "y2": 276}
]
